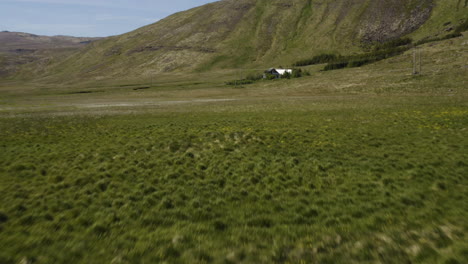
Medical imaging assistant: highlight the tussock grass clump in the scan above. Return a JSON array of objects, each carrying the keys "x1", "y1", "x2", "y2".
[
  {"x1": 163, "y1": 245, "x2": 181, "y2": 259},
  {"x1": 213, "y1": 220, "x2": 228, "y2": 231},
  {"x1": 90, "y1": 222, "x2": 109, "y2": 236},
  {"x1": 0, "y1": 211, "x2": 9, "y2": 223}
]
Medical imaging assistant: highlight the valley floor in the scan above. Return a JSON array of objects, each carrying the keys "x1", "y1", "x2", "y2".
[{"x1": 0, "y1": 37, "x2": 467, "y2": 263}]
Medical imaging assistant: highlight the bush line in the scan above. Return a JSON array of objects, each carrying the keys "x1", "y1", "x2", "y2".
[
  {"x1": 294, "y1": 22, "x2": 466, "y2": 71},
  {"x1": 226, "y1": 69, "x2": 309, "y2": 86}
]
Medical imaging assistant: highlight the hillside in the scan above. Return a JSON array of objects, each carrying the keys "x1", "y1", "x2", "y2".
[
  {"x1": 0, "y1": 31, "x2": 99, "y2": 52},
  {"x1": 0, "y1": 32, "x2": 99, "y2": 77},
  {"x1": 5, "y1": 0, "x2": 468, "y2": 82}
]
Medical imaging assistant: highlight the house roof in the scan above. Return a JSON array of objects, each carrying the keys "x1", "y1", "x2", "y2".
[
  {"x1": 266, "y1": 68, "x2": 279, "y2": 74},
  {"x1": 276, "y1": 69, "x2": 292, "y2": 75},
  {"x1": 265, "y1": 68, "x2": 293, "y2": 75}
]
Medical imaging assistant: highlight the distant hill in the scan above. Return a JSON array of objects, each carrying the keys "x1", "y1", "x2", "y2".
[
  {"x1": 0, "y1": 32, "x2": 100, "y2": 77},
  {"x1": 4, "y1": 0, "x2": 468, "y2": 81},
  {"x1": 0, "y1": 31, "x2": 100, "y2": 53}
]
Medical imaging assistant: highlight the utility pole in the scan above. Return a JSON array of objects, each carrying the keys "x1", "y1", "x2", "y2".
[
  {"x1": 413, "y1": 47, "x2": 422, "y2": 75},
  {"x1": 235, "y1": 77, "x2": 237, "y2": 88},
  {"x1": 419, "y1": 47, "x2": 422, "y2": 75},
  {"x1": 235, "y1": 68, "x2": 242, "y2": 88},
  {"x1": 239, "y1": 68, "x2": 242, "y2": 87}
]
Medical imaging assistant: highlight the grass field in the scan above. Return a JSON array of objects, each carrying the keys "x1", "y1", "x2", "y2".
[{"x1": 0, "y1": 36, "x2": 467, "y2": 263}]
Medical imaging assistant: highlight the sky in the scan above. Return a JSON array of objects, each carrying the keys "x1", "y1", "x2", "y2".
[{"x1": 0, "y1": 0, "x2": 217, "y2": 37}]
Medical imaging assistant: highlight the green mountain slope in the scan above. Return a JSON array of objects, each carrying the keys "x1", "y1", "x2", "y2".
[{"x1": 9, "y1": 0, "x2": 468, "y2": 81}]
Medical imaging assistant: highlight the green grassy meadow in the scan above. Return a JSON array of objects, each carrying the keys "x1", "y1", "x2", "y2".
[{"x1": 0, "y1": 37, "x2": 467, "y2": 263}]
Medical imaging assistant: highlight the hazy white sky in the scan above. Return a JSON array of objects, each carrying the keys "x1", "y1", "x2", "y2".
[{"x1": 0, "y1": 0, "x2": 217, "y2": 37}]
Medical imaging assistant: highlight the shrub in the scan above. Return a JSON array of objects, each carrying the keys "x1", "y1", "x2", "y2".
[
  {"x1": 293, "y1": 37, "x2": 412, "y2": 72},
  {"x1": 454, "y1": 19, "x2": 468, "y2": 33},
  {"x1": 348, "y1": 59, "x2": 371, "y2": 68},
  {"x1": 322, "y1": 46, "x2": 408, "y2": 71},
  {"x1": 291, "y1": 68, "x2": 302, "y2": 78},
  {"x1": 445, "y1": 32, "x2": 463, "y2": 39},
  {"x1": 372, "y1": 37, "x2": 412, "y2": 51},
  {"x1": 264, "y1": 73, "x2": 277, "y2": 80},
  {"x1": 293, "y1": 53, "x2": 339, "y2": 66},
  {"x1": 323, "y1": 62, "x2": 348, "y2": 71},
  {"x1": 415, "y1": 32, "x2": 463, "y2": 46}
]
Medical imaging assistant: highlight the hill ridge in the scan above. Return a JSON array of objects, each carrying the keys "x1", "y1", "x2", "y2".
[{"x1": 3, "y1": 0, "x2": 468, "y2": 82}]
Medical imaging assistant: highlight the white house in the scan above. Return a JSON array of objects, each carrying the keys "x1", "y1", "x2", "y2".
[
  {"x1": 276, "y1": 69, "x2": 293, "y2": 75},
  {"x1": 264, "y1": 68, "x2": 293, "y2": 78}
]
